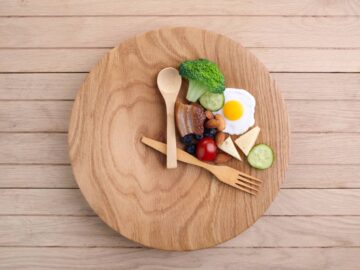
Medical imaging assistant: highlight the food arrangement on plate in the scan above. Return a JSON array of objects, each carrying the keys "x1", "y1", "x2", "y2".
[
  {"x1": 142, "y1": 58, "x2": 275, "y2": 195},
  {"x1": 176, "y1": 58, "x2": 273, "y2": 169}
]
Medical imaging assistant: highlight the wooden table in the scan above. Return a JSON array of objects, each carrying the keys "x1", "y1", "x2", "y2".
[{"x1": 0, "y1": 1, "x2": 359, "y2": 269}]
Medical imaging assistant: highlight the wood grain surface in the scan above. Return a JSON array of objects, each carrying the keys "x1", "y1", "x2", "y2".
[
  {"x1": 68, "y1": 27, "x2": 290, "y2": 250},
  {"x1": 1, "y1": 0, "x2": 359, "y2": 16},
  {"x1": 1, "y1": 100, "x2": 359, "y2": 132},
  {"x1": 0, "y1": 247, "x2": 359, "y2": 270},
  {"x1": 2, "y1": 133, "x2": 358, "y2": 164},
  {"x1": 1, "y1": 17, "x2": 360, "y2": 48},
  {"x1": 1, "y1": 216, "x2": 359, "y2": 247},
  {"x1": 0, "y1": 189, "x2": 358, "y2": 216},
  {"x1": 2, "y1": 164, "x2": 360, "y2": 188},
  {"x1": 1, "y1": 73, "x2": 359, "y2": 100},
  {"x1": 1, "y1": 0, "x2": 359, "y2": 268},
  {"x1": 2, "y1": 48, "x2": 360, "y2": 72}
]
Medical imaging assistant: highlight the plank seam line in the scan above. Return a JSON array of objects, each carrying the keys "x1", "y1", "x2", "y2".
[
  {"x1": 1, "y1": 47, "x2": 360, "y2": 50},
  {"x1": 279, "y1": 188, "x2": 360, "y2": 190},
  {"x1": 0, "y1": 163, "x2": 72, "y2": 165},
  {"x1": 0, "y1": 99, "x2": 76, "y2": 101},
  {"x1": 0, "y1": 214, "x2": 358, "y2": 217},
  {"x1": 0, "y1": 187, "x2": 80, "y2": 190},
  {"x1": 1, "y1": 99, "x2": 359, "y2": 102},
  {"x1": 0, "y1": 214, "x2": 97, "y2": 217},
  {"x1": 0, "y1": 246, "x2": 359, "y2": 250},
  {"x1": 1, "y1": 71, "x2": 358, "y2": 73},
  {"x1": 0, "y1": 245, "x2": 358, "y2": 248},
  {"x1": 0, "y1": 15, "x2": 359, "y2": 18},
  {"x1": 0, "y1": 187, "x2": 359, "y2": 190},
  {"x1": 0, "y1": 71, "x2": 93, "y2": 74},
  {"x1": 263, "y1": 215, "x2": 360, "y2": 217},
  {"x1": 1, "y1": 163, "x2": 359, "y2": 166},
  {"x1": 0, "y1": 131, "x2": 69, "y2": 134},
  {"x1": 1, "y1": 71, "x2": 360, "y2": 74},
  {"x1": 292, "y1": 131, "x2": 360, "y2": 134},
  {"x1": 1, "y1": 131, "x2": 360, "y2": 134},
  {"x1": 0, "y1": 164, "x2": 70, "y2": 166},
  {"x1": 2, "y1": 164, "x2": 358, "y2": 166},
  {"x1": 1, "y1": 71, "x2": 359, "y2": 74},
  {"x1": 0, "y1": 72, "x2": 88, "y2": 74}
]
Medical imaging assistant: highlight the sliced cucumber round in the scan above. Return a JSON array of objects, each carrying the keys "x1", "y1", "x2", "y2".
[
  {"x1": 247, "y1": 144, "x2": 274, "y2": 170},
  {"x1": 199, "y1": 92, "x2": 225, "y2": 111}
]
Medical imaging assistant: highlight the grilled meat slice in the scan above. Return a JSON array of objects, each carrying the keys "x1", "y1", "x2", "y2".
[{"x1": 175, "y1": 102, "x2": 206, "y2": 137}]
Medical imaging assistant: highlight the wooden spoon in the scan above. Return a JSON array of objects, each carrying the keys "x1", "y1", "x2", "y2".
[{"x1": 157, "y1": 67, "x2": 182, "y2": 169}]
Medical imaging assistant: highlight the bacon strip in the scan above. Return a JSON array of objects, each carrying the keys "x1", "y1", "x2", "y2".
[{"x1": 175, "y1": 102, "x2": 206, "y2": 137}]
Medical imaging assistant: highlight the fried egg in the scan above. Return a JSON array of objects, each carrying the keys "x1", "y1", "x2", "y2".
[{"x1": 214, "y1": 88, "x2": 256, "y2": 135}]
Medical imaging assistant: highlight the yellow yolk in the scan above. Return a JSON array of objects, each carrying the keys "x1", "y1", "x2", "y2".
[{"x1": 223, "y1": 100, "x2": 244, "y2": 120}]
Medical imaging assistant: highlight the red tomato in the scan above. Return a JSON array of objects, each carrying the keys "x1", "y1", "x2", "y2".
[{"x1": 196, "y1": 138, "x2": 217, "y2": 161}]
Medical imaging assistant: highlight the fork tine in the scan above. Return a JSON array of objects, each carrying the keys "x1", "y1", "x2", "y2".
[
  {"x1": 235, "y1": 180, "x2": 259, "y2": 192},
  {"x1": 238, "y1": 171, "x2": 262, "y2": 183},
  {"x1": 234, "y1": 184, "x2": 257, "y2": 195},
  {"x1": 237, "y1": 176, "x2": 261, "y2": 187}
]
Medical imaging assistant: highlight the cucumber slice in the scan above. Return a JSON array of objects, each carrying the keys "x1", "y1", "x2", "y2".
[
  {"x1": 199, "y1": 92, "x2": 225, "y2": 111},
  {"x1": 247, "y1": 144, "x2": 274, "y2": 170}
]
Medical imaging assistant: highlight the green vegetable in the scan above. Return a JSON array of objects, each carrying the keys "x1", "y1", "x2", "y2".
[
  {"x1": 199, "y1": 92, "x2": 225, "y2": 111},
  {"x1": 247, "y1": 144, "x2": 274, "y2": 170},
  {"x1": 179, "y1": 59, "x2": 225, "y2": 102}
]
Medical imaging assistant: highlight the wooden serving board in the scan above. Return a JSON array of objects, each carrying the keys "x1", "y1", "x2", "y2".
[{"x1": 68, "y1": 27, "x2": 290, "y2": 251}]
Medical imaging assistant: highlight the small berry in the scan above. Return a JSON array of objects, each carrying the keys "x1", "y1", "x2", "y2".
[
  {"x1": 181, "y1": 134, "x2": 195, "y2": 146},
  {"x1": 204, "y1": 128, "x2": 217, "y2": 139},
  {"x1": 194, "y1": 134, "x2": 204, "y2": 141},
  {"x1": 208, "y1": 128, "x2": 217, "y2": 136},
  {"x1": 185, "y1": 144, "x2": 196, "y2": 156}
]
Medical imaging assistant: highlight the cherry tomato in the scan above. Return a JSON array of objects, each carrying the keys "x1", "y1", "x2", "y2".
[{"x1": 196, "y1": 137, "x2": 217, "y2": 161}]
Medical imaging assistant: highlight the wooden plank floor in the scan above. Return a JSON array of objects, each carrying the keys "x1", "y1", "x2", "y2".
[{"x1": 0, "y1": 0, "x2": 359, "y2": 269}]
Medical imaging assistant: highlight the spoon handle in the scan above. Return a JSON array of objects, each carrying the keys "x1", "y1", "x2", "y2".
[{"x1": 166, "y1": 101, "x2": 177, "y2": 168}]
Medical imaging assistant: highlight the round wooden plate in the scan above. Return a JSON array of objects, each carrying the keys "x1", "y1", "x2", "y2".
[{"x1": 69, "y1": 27, "x2": 290, "y2": 251}]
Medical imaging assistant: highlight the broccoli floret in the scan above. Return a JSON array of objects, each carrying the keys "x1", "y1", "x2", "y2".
[{"x1": 179, "y1": 59, "x2": 225, "y2": 102}]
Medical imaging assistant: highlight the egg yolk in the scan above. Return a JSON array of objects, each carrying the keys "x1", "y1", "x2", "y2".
[{"x1": 223, "y1": 100, "x2": 244, "y2": 120}]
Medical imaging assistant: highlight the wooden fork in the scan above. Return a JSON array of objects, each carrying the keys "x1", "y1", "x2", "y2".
[{"x1": 141, "y1": 136, "x2": 262, "y2": 195}]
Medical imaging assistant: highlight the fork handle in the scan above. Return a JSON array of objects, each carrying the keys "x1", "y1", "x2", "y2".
[{"x1": 141, "y1": 136, "x2": 212, "y2": 170}]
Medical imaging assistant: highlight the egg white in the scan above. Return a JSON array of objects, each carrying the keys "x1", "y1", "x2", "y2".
[{"x1": 214, "y1": 88, "x2": 256, "y2": 135}]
